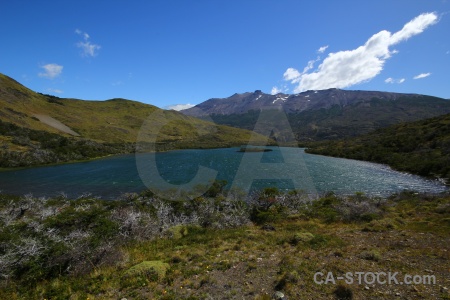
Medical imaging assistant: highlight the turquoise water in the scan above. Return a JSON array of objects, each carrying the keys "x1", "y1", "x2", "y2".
[{"x1": 0, "y1": 147, "x2": 446, "y2": 199}]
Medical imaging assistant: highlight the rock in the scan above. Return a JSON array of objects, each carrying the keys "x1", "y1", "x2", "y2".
[
  {"x1": 261, "y1": 223, "x2": 276, "y2": 231},
  {"x1": 358, "y1": 250, "x2": 381, "y2": 262},
  {"x1": 272, "y1": 291, "x2": 287, "y2": 300}
]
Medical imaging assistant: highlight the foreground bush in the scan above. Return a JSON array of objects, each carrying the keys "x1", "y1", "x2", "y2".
[{"x1": 0, "y1": 188, "x2": 448, "y2": 299}]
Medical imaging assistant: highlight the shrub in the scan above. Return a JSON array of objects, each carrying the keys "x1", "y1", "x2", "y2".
[
  {"x1": 167, "y1": 225, "x2": 189, "y2": 240},
  {"x1": 249, "y1": 189, "x2": 287, "y2": 224},
  {"x1": 362, "y1": 218, "x2": 398, "y2": 232},
  {"x1": 334, "y1": 198, "x2": 381, "y2": 223},
  {"x1": 308, "y1": 234, "x2": 329, "y2": 249},
  {"x1": 334, "y1": 284, "x2": 353, "y2": 299},
  {"x1": 275, "y1": 270, "x2": 299, "y2": 290},
  {"x1": 358, "y1": 250, "x2": 381, "y2": 262},
  {"x1": 122, "y1": 260, "x2": 170, "y2": 282},
  {"x1": 290, "y1": 232, "x2": 315, "y2": 245}
]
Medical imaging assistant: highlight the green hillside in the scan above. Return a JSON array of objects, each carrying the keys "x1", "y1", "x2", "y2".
[
  {"x1": 0, "y1": 73, "x2": 270, "y2": 167},
  {"x1": 306, "y1": 113, "x2": 450, "y2": 182}
]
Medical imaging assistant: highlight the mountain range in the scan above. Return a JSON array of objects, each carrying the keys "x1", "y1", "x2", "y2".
[
  {"x1": 182, "y1": 89, "x2": 450, "y2": 142},
  {"x1": 2, "y1": 71, "x2": 450, "y2": 169}
]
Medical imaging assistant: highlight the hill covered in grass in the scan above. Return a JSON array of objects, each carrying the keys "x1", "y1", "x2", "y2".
[
  {"x1": 0, "y1": 73, "x2": 270, "y2": 167},
  {"x1": 306, "y1": 113, "x2": 450, "y2": 182}
]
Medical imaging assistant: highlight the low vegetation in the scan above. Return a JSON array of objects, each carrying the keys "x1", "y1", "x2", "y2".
[
  {"x1": 306, "y1": 113, "x2": 450, "y2": 183},
  {"x1": 0, "y1": 73, "x2": 271, "y2": 168},
  {"x1": 0, "y1": 119, "x2": 135, "y2": 167},
  {"x1": 1, "y1": 185, "x2": 449, "y2": 299},
  {"x1": 0, "y1": 117, "x2": 272, "y2": 168}
]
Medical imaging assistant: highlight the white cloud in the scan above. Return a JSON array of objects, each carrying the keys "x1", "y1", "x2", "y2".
[
  {"x1": 385, "y1": 77, "x2": 405, "y2": 84},
  {"x1": 283, "y1": 68, "x2": 301, "y2": 82},
  {"x1": 413, "y1": 72, "x2": 431, "y2": 79},
  {"x1": 271, "y1": 86, "x2": 282, "y2": 95},
  {"x1": 318, "y1": 45, "x2": 329, "y2": 53},
  {"x1": 75, "y1": 29, "x2": 101, "y2": 57},
  {"x1": 166, "y1": 104, "x2": 195, "y2": 111},
  {"x1": 390, "y1": 13, "x2": 438, "y2": 44},
  {"x1": 283, "y1": 12, "x2": 438, "y2": 92},
  {"x1": 38, "y1": 63, "x2": 63, "y2": 79}
]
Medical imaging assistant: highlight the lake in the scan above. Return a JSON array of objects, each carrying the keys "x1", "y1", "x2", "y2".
[{"x1": 0, "y1": 147, "x2": 447, "y2": 199}]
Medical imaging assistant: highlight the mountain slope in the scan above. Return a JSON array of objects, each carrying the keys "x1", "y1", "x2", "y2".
[
  {"x1": 0, "y1": 73, "x2": 270, "y2": 167},
  {"x1": 305, "y1": 113, "x2": 450, "y2": 182},
  {"x1": 182, "y1": 89, "x2": 450, "y2": 141},
  {"x1": 182, "y1": 89, "x2": 423, "y2": 116}
]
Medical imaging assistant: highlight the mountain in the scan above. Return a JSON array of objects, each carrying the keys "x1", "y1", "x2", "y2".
[
  {"x1": 306, "y1": 112, "x2": 450, "y2": 182},
  {"x1": 182, "y1": 89, "x2": 450, "y2": 141},
  {"x1": 182, "y1": 89, "x2": 419, "y2": 116},
  {"x1": 0, "y1": 73, "x2": 270, "y2": 167}
]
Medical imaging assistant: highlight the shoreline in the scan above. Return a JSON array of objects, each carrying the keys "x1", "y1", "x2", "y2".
[{"x1": 0, "y1": 146, "x2": 447, "y2": 200}]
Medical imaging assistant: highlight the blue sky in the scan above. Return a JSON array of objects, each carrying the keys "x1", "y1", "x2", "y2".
[{"x1": 1, "y1": 1, "x2": 449, "y2": 109}]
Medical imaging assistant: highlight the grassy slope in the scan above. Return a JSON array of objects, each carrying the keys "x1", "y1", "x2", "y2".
[
  {"x1": 0, "y1": 73, "x2": 270, "y2": 167},
  {"x1": 0, "y1": 190, "x2": 449, "y2": 299},
  {"x1": 305, "y1": 113, "x2": 450, "y2": 181}
]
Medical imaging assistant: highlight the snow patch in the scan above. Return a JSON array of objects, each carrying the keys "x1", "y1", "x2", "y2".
[{"x1": 272, "y1": 95, "x2": 288, "y2": 104}]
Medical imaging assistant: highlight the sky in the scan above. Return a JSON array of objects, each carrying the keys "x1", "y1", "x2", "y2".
[{"x1": 1, "y1": 1, "x2": 449, "y2": 110}]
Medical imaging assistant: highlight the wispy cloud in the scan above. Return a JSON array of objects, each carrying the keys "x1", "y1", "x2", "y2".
[
  {"x1": 317, "y1": 45, "x2": 329, "y2": 53},
  {"x1": 385, "y1": 77, "x2": 405, "y2": 84},
  {"x1": 47, "y1": 88, "x2": 63, "y2": 94},
  {"x1": 271, "y1": 86, "x2": 284, "y2": 95},
  {"x1": 413, "y1": 72, "x2": 431, "y2": 79},
  {"x1": 281, "y1": 12, "x2": 438, "y2": 92},
  {"x1": 165, "y1": 104, "x2": 195, "y2": 111},
  {"x1": 75, "y1": 29, "x2": 101, "y2": 57},
  {"x1": 38, "y1": 63, "x2": 63, "y2": 79}
]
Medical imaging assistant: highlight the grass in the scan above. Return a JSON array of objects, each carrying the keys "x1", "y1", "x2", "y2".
[
  {"x1": 0, "y1": 72, "x2": 268, "y2": 145},
  {"x1": 0, "y1": 73, "x2": 271, "y2": 168},
  {"x1": 0, "y1": 189, "x2": 449, "y2": 299},
  {"x1": 306, "y1": 112, "x2": 450, "y2": 182}
]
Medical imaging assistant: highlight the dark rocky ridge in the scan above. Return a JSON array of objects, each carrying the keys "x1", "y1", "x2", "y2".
[
  {"x1": 181, "y1": 89, "x2": 450, "y2": 142},
  {"x1": 182, "y1": 88, "x2": 422, "y2": 117}
]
